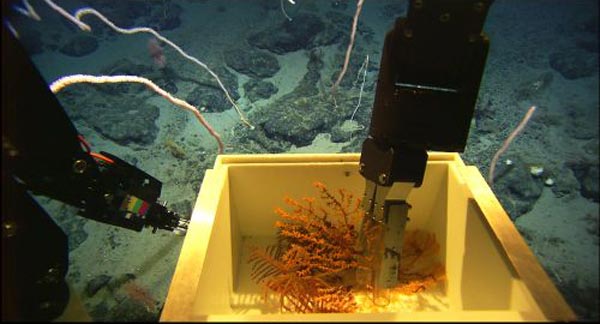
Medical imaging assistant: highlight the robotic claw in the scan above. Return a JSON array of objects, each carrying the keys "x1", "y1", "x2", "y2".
[{"x1": 357, "y1": 0, "x2": 493, "y2": 293}]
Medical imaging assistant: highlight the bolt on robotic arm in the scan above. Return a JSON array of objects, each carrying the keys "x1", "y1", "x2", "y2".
[{"x1": 357, "y1": 0, "x2": 493, "y2": 296}]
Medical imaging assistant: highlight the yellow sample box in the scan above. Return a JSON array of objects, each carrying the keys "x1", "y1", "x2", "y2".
[{"x1": 161, "y1": 153, "x2": 575, "y2": 322}]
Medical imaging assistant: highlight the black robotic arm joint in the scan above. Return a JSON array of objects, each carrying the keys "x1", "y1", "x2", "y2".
[
  {"x1": 359, "y1": 137, "x2": 428, "y2": 187},
  {"x1": 361, "y1": 0, "x2": 492, "y2": 186},
  {"x1": 369, "y1": 2, "x2": 491, "y2": 152}
]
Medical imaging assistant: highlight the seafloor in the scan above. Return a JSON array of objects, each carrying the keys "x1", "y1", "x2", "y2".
[{"x1": 6, "y1": 0, "x2": 598, "y2": 321}]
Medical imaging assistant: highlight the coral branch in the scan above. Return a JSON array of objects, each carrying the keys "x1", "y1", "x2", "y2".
[
  {"x1": 249, "y1": 182, "x2": 364, "y2": 313},
  {"x1": 488, "y1": 105, "x2": 537, "y2": 186},
  {"x1": 49, "y1": 74, "x2": 225, "y2": 153},
  {"x1": 331, "y1": 0, "x2": 365, "y2": 94},
  {"x1": 38, "y1": 0, "x2": 253, "y2": 129},
  {"x1": 250, "y1": 183, "x2": 446, "y2": 313},
  {"x1": 71, "y1": 7, "x2": 253, "y2": 130}
]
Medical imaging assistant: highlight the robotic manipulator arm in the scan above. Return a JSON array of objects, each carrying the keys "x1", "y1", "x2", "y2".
[
  {"x1": 1, "y1": 13, "x2": 187, "y2": 321},
  {"x1": 358, "y1": 0, "x2": 493, "y2": 292},
  {"x1": 2, "y1": 23, "x2": 189, "y2": 235}
]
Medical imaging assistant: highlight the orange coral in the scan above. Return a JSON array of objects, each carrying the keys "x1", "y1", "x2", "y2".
[
  {"x1": 248, "y1": 182, "x2": 446, "y2": 313},
  {"x1": 394, "y1": 230, "x2": 446, "y2": 294},
  {"x1": 249, "y1": 182, "x2": 364, "y2": 313}
]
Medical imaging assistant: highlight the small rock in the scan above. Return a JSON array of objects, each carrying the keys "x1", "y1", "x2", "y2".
[
  {"x1": 549, "y1": 47, "x2": 598, "y2": 80},
  {"x1": 331, "y1": 120, "x2": 364, "y2": 143},
  {"x1": 493, "y1": 156, "x2": 544, "y2": 219},
  {"x1": 567, "y1": 161, "x2": 599, "y2": 202},
  {"x1": 85, "y1": 274, "x2": 112, "y2": 297},
  {"x1": 248, "y1": 13, "x2": 326, "y2": 54},
  {"x1": 243, "y1": 79, "x2": 278, "y2": 102},
  {"x1": 186, "y1": 86, "x2": 231, "y2": 112},
  {"x1": 224, "y1": 47, "x2": 281, "y2": 78},
  {"x1": 59, "y1": 35, "x2": 99, "y2": 57}
]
